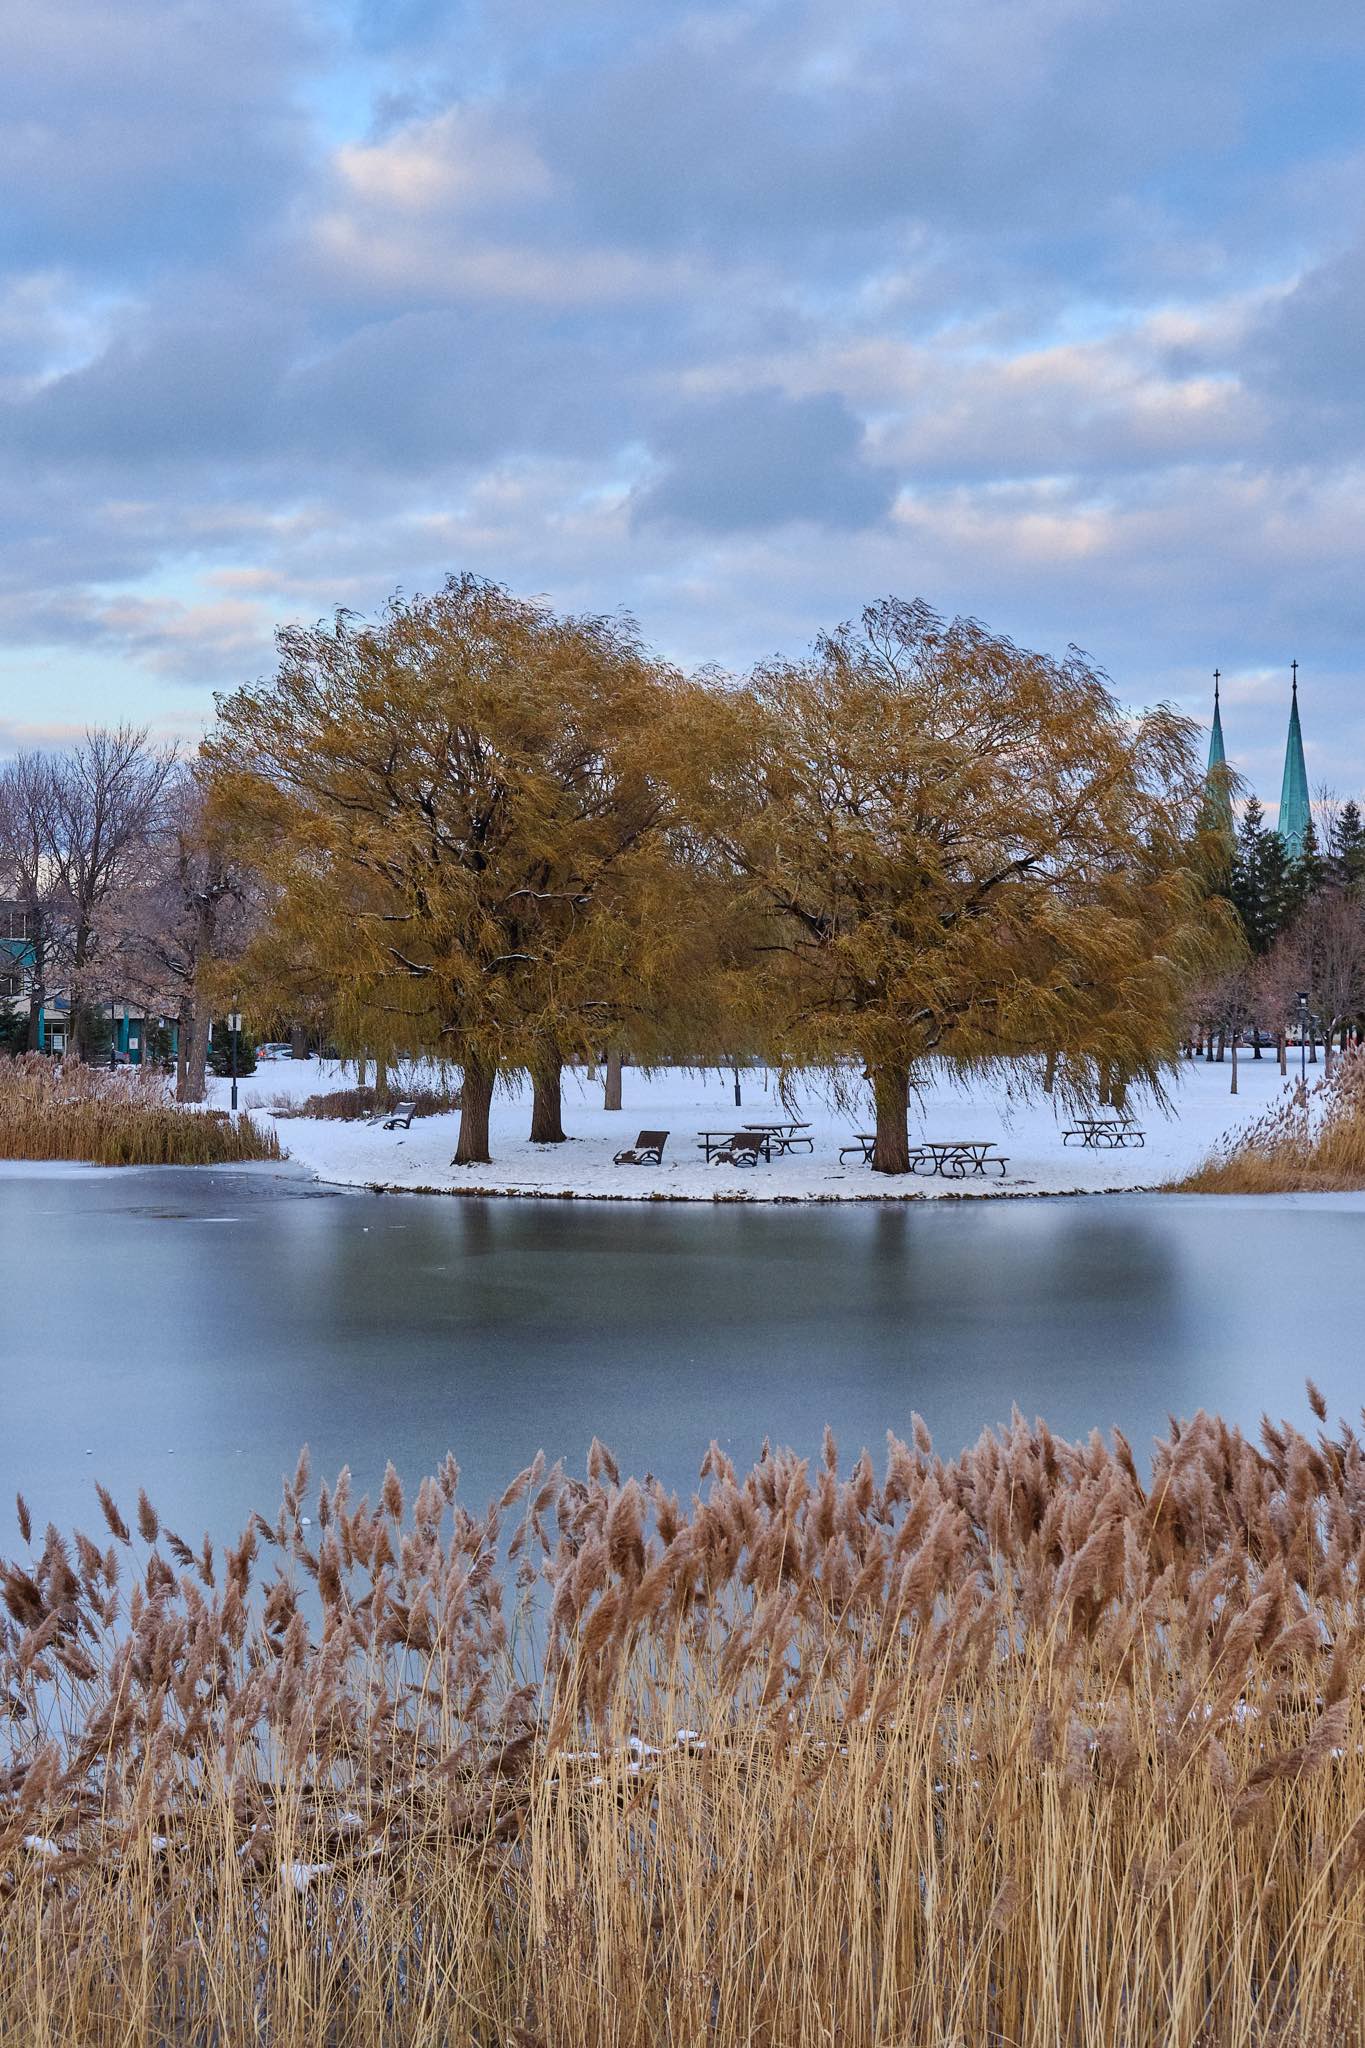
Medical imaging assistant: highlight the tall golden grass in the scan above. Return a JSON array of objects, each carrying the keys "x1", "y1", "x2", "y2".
[
  {"x1": 0, "y1": 1054, "x2": 281, "y2": 1166},
  {"x1": 1169, "y1": 1048, "x2": 1365, "y2": 1193},
  {"x1": 7, "y1": 1400, "x2": 1365, "y2": 2043},
  {"x1": 272, "y1": 1080, "x2": 462, "y2": 1121}
]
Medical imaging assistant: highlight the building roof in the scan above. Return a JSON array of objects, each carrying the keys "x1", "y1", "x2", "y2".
[
  {"x1": 1205, "y1": 672, "x2": 1233, "y2": 832},
  {"x1": 1278, "y1": 666, "x2": 1310, "y2": 858}
]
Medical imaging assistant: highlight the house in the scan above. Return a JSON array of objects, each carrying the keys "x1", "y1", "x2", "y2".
[{"x1": 0, "y1": 901, "x2": 178, "y2": 1061}]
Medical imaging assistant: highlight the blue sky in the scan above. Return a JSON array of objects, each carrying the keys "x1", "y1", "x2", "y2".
[{"x1": 3, "y1": 0, "x2": 1364, "y2": 816}]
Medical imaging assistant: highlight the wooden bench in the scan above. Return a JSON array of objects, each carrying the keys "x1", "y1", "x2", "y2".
[
  {"x1": 382, "y1": 1100, "x2": 417, "y2": 1130},
  {"x1": 701, "y1": 1131, "x2": 770, "y2": 1166},
  {"x1": 614, "y1": 1130, "x2": 668, "y2": 1165}
]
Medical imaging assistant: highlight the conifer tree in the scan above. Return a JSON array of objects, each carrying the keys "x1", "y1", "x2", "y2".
[
  {"x1": 1231, "y1": 798, "x2": 1292, "y2": 954},
  {"x1": 1330, "y1": 799, "x2": 1365, "y2": 889},
  {"x1": 1284, "y1": 814, "x2": 1326, "y2": 920}
]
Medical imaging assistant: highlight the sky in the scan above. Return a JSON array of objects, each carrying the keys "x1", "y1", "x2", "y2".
[{"x1": 3, "y1": 0, "x2": 1365, "y2": 817}]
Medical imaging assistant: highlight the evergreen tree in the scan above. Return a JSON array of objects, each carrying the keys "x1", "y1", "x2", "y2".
[
  {"x1": 1284, "y1": 814, "x2": 1326, "y2": 922},
  {"x1": 1231, "y1": 799, "x2": 1282, "y2": 954},
  {"x1": 1330, "y1": 799, "x2": 1365, "y2": 888}
]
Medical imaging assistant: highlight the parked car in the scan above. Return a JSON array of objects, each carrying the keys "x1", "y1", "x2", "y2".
[{"x1": 256, "y1": 1042, "x2": 295, "y2": 1061}]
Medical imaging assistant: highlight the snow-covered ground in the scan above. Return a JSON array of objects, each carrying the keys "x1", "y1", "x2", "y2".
[{"x1": 205, "y1": 1051, "x2": 1307, "y2": 1203}]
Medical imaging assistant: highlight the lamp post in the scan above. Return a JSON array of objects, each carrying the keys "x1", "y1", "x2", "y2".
[
  {"x1": 109, "y1": 992, "x2": 117, "y2": 1072},
  {"x1": 227, "y1": 1008, "x2": 242, "y2": 1114},
  {"x1": 1297, "y1": 992, "x2": 1310, "y2": 1084}
]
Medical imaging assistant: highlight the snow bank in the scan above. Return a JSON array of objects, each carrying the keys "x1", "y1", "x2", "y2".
[{"x1": 207, "y1": 1054, "x2": 1304, "y2": 1204}]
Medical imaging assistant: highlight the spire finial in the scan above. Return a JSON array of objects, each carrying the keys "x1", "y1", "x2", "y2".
[
  {"x1": 1292, "y1": 658, "x2": 1298, "y2": 695},
  {"x1": 1213, "y1": 666, "x2": 1220, "y2": 704}
]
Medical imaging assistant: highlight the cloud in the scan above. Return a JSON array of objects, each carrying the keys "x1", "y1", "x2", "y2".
[
  {"x1": 0, "y1": 0, "x2": 1364, "y2": 796},
  {"x1": 635, "y1": 388, "x2": 897, "y2": 532}
]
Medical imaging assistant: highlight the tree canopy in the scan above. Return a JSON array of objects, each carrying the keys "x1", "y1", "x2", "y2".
[{"x1": 691, "y1": 600, "x2": 1235, "y2": 1168}]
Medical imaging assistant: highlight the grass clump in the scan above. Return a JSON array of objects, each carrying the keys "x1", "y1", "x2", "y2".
[
  {"x1": 0, "y1": 1054, "x2": 281, "y2": 1166},
  {"x1": 7, "y1": 1399, "x2": 1365, "y2": 2043},
  {"x1": 275, "y1": 1080, "x2": 461, "y2": 1121},
  {"x1": 1169, "y1": 1046, "x2": 1365, "y2": 1192}
]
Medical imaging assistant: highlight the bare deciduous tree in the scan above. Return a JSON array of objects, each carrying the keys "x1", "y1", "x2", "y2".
[
  {"x1": 47, "y1": 727, "x2": 177, "y2": 1058},
  {"x1": 0, "y1": 753, "x2": 64, "y2": 1050},
  {"x1": 99, "y1": 770, "x2": 257, "y2": 1100}
]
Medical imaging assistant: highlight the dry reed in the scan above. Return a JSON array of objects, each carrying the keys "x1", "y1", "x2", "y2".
[
  {"x1": 272, "y1": 1081, "x2": 462, "y2": 1122},
  {"x1": 0, "y1": 1054, "x2": 282, "y2": 1166},
  {"x1": 1169, "y1": 1047, "x2": 1365, "y2": 1193},
  {"x1": 7, "y1": 1397, "x2": 1365, "y2": 2043}
]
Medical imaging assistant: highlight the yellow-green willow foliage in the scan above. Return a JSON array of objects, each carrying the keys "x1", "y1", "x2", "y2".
[
  {"x1": 691, "y1": 599, "x2": 1238, "y2": 1170},
  {"x1": 206, "y1": 575, "x2": 733, "y2": 1163}
]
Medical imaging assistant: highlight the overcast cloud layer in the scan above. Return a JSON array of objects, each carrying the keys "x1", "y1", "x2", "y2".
[{"x1": 3, "y1": 0, "x2": 1365, "y2": 809}]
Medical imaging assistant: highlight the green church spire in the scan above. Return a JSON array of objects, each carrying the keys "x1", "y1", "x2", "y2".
[
  {"x1": 1205, "y1": 668, "x2": 1233, "y2": 831},
  {"x1": 1278, "y1": 660, "x2": 1310, "y2": 859}
]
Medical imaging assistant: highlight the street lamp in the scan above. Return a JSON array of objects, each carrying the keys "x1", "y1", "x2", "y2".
[
  {"x1": 227, "y1": 1008, "x2": 242, "y2": 1113},
  {"x1": 1297, "y1": 991, "x2": 1310, "y2": 1084},
  {"x1": 109, "y1": 992, "x2": 117, "y2": 1072}
]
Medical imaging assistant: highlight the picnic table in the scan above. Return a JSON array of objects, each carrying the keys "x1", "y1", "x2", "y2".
[
  {"x1": 911, "y1": 1139, "x2": 1007, "y2": 1178},
  {"x1": 838, "y1": 1135, "x2": 1008, "y2": 1175},
  {"x1": 697, "y1": 1128, "x2": 773, "y2": 1162},
  {"x1": 740, "y1": 1120, "x2": 814, "y2": 1154},
  {"x1": 1062, "y1": 1114, "x2": 1146, "y2": 1149}
]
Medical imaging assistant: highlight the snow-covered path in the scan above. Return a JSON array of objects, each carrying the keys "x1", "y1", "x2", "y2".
[{"x1": 207, "y1": 1052, "x2": 1305, "y2": 1203}]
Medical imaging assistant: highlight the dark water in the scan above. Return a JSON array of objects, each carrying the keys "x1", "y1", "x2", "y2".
[{"x1": 2, "y1": 1161, "x2": 1361, "y2": 1544}]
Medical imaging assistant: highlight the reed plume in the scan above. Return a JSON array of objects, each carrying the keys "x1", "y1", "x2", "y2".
[
  {"x1": 6, "y1": 1398, "x2": 1365, "y2": 2042},
  {"x1": 0, "y1": 1054, "x2": 281, "y2": 1166}
]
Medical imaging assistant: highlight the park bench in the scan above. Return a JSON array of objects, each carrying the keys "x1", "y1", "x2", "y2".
[
  {"x1": 382, "y1": 1100, "x2": 417, "y2": 1130},
  {"x1": 700, "y1": 1131, "x2": 770, "y2": 1166},
  {"x1": 614, "y1": 1130, "x2": 668, "y2": 1165}
]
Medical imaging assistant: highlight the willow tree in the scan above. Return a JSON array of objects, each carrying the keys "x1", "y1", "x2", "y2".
[
  {"x1": 205, "y1": 576, "x2": 676, "y2": 1163},
  {"x1": 702, "y1": 599, "x2": 1234, "y2": 1173}
]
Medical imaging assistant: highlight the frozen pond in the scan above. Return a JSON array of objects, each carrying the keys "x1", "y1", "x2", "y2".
[{"x1": 1, "y1": 1161, "x2": 1359, "y2": 1542}]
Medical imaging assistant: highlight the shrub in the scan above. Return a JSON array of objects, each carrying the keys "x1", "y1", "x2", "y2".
[
  {"x1": 0, "y1": 1054, "x2": 282, "y2": 1165},
  {"x1": 207, "y1": 1020, "x2": 258, "y2": 1077}
]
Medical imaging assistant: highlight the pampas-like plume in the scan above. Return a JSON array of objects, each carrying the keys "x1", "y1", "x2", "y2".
[{"x1": 3, "y1": 1390, "x2": 1365, "y2": 2045}]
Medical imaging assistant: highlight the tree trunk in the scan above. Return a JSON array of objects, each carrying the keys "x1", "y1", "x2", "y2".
[
  {"x1": 1252, "y1": 1032, "x2": 1263, "y2": 1059},
  {"x1": 870, "y1": 1061, "x2": 913, "y2": 1175},
  {"x1": 1112, "y1": 1069, "x2": 1128, "y2": 1113},
  {"x1": 1043, "y1": 1049, "x2": 1058, "y2": 1093},
  {"x1": 1230, "y1": 1034, "x2": 1238, "y2": 1094},
  {"x1": 1309, "y1": 1025, "x2": 1318, "y2": 1065},
  {"x1": 530, "y1": 1054, "x2": 566, "y2": 1143},
  {"x1": 604, "y1": 1048, "x2": 623, "y2": 1112},
  {"x1": 1325, "y1": 1026, "x2": 1335, "y2": 1078},
  {"x1": 291, "y1": 1023, "x2": 307, "y2": 1059},
  {"x1": 1278, "y1": 1031, "x2": 1287, "y2": 1075},
  {"x1": 454, "y1": 1056, "x2": 495, "y2": 1165},
  {"x1": 183, "y1": 1006, "x2": 211, "y2": 1104},
  {"x1": 375, "y1": 1054, "x2": 388, "y2": 1099},
  {"x1": 175, "y1": 997, "x2": 192, "y2": 1100},
  {"x1": 1216, "y1": 1031, "x2": 1225, "y2": 1063}
]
